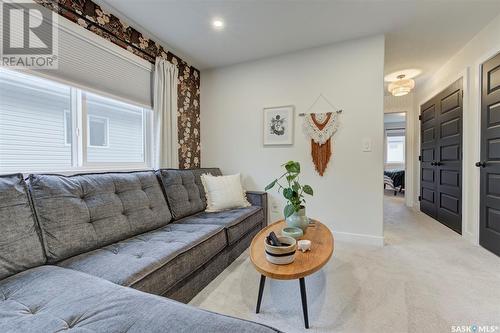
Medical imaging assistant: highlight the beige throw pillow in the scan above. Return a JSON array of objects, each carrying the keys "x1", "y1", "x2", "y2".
[{"x1": 201, "y1": 173, "x2": 251, "y2": 212}]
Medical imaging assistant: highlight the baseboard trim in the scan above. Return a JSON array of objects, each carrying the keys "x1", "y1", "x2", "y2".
[{"x1": 334, "y1": 231, "x2": 384, "y2": 247}]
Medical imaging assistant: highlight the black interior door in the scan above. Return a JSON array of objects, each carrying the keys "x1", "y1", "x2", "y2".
[
  {"x1": 480, "y1": 52, "x2": 500, "y2": 255},
  {"x1": 420, "y1": 79, "x2": 463, "y2": 233},
  {"x1": 420, "y1": 101, "x2": 438, "y2": 219}
]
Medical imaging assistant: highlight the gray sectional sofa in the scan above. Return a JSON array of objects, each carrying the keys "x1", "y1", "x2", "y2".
[{"x1": 0, "y1": 169, "x2": 278, "y2": 333}]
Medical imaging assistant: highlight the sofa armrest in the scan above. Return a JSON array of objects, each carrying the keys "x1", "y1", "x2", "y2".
[{"x1": 246, "y1": 191, "x2": 268, "y2": 226}]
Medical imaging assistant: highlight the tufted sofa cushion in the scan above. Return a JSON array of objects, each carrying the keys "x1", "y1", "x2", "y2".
[
  {"x1": 29, "y1": 171, "x2": 172, "y2": 263},
  {"x1": 0, "y1": 174, "x2": 46, "y2": 280},
  {"x1": 175, "y1": 206, "x2": 264, "y2": 245},
  {"x1": 156, "y1": 169, "x2": 204, "y2": 220},
  {"x1": 0, "y1": 265, "x2": 281, "y2": 333},
  {"x1": 58, "y1": 223, "x2": 226, "y2": 295}
]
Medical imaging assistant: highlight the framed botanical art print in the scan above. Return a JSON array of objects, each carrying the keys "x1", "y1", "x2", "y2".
[{"x1": 263, "y1": 105, "x2": 294, "y2": 146}]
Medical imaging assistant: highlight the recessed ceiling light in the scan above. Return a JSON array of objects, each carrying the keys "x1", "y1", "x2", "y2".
[{"x1": 212, "y1": 19, "x2": 224, "y2": 30}]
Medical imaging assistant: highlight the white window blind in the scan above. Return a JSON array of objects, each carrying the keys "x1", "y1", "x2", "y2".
[{"x1": 29, "y1": 2, "x2": 153, "y2": 108}]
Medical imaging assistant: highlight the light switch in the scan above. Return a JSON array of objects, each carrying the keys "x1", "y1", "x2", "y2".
[{"x1": 362, "y1": 138, "x2": 372, "y2": 152}]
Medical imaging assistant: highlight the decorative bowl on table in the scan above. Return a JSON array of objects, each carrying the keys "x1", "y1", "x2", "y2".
[
  {"x1": 264, "y1": 235, "x2": 297, "y2": 265},
  {"x1": 281, "y1": 226, "x2": 303, "y2": 240}
]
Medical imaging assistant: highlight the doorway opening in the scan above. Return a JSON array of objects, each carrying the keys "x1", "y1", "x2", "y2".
[{"x1": 384, "y1": 112, "x2": 406, "y2": 203}]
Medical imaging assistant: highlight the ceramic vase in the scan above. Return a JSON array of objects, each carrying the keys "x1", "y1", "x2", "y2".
[{"x1": 285, "y1": 207, "x2": 309, "y2": 232}]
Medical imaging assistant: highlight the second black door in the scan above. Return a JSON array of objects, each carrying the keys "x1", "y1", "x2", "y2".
[
  {"x1": 480, "y1": 52, "x2": 500, "y2": 256},
  {"x1": 420, "y1": 79, "x2": 463, "y2": 234}
]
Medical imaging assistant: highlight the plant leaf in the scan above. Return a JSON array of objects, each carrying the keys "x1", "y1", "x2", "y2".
[
  {"x1": 264, "y1": 179, "x2": 277, "y2": 191},
  {"x1": 286, "y1": 174, "x2": 297, "y2": 182},
  {"x1": 295, "y1": 162, "x2": 301, "y2": 173},
  {"x1": 284, "y1": 204, "x2": 295, "y2": 218},
  {"x1": 284, "y1": 161, "x2": 300, "y2": 174},
  {"x1": 283, "y1": 188, "x2": 293, "y2": 200},
  {"x1": 303, "y1": 185, "x2": 313, "y2": 196}
]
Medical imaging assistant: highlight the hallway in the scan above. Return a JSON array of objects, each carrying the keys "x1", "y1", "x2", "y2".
[{"x1": 191, "y1": 196, "x2": 500, "y2": 332}]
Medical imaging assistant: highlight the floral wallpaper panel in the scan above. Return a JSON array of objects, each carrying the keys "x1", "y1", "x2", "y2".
[{"x1": 34, "y1": 0, "x2": 201, "y2": 168}]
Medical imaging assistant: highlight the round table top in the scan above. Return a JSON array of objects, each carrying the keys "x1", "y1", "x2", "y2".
[{"x1": 250, "y1": 219, "x2": 334, "y2": 280}]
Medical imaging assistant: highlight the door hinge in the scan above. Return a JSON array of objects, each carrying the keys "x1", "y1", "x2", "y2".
[
  {"x1": 418, "y1": 196, "x2": 422, "y2": 201},
  {"x1": 418, "y1": 155, "x2": 422, "y2": 161},
  {"x1": 418, "y1": 115, "x2": 422, "y2": 121}
]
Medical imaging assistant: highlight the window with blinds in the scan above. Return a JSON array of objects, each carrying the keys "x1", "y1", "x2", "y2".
[
  {"x1": 385, "y1": 128, "x2": 406, "y2": 164},
  {"x1": 0, "y1": 68, "x2": 151, "y2": 173},
  {"x1": 33, "y1": 8, "x2": 154, "y2": 108}
]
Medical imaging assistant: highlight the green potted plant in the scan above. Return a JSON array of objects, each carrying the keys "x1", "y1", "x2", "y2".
[{"x1": 265, "y1": 161, "x2": 313, "y2": 231}]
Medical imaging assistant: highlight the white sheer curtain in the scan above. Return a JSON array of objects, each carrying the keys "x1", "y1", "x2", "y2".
[{"x1": 153, "y1": 57, "x2": 179, "y2": 169}]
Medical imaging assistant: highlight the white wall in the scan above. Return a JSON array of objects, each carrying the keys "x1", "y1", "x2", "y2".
[
  {"x1": 415, "y1": 13, "x2": 500, "y2": 244},
  {"x1": 201, "y1": 36, "x2": 385, "y2": 245}
]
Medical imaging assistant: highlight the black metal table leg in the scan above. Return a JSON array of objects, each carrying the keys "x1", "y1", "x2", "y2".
[
  {"x1": 256, "y1": 275, "x2": 266, "y2": 313},
  {"x1": 299, "y1": 277, "x2": 309, "y2": 329}
]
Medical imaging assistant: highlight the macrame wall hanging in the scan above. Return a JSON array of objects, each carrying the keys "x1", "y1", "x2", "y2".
[{"x1": 300, "y1": 94, "x2": 342, "y2": 176}]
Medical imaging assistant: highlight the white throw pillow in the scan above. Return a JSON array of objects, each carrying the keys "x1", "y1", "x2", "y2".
[{"x1": 201, "y1": 173, "x2": 251, "y2": 212}]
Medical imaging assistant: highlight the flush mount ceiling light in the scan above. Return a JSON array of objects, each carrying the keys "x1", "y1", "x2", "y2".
[
  {"x1": 212, "y1": 19, "x2": 225, "y2": 30},
  {"x1": 388, "y1": 74, "x2": 415, "y2": 97},
  {"x1": 384, "y1": 69, "x2": 421, "y2": 82}
]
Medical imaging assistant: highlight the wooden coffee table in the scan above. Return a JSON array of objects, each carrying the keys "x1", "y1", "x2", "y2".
[{"x1": 250, "y1": 219, "x2": 334, "y2": 329}]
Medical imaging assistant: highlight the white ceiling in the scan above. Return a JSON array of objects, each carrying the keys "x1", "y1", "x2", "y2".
[{"x1": 98, "y1": 0, "x2": 500, "y2": 81}]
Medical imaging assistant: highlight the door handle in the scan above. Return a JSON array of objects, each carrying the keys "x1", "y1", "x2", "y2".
[
  {"x1": 475, "y1": 161, "x2": 486, "y2": 168},
  {"x1": 436, "y1": 161, "x2": 443, "y2": 166},
  {"x1": 430, "y1": 162, "x2": 436, "y2": 166}
]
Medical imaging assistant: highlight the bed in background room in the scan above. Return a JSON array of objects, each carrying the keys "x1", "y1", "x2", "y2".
[{"x1": 384, "y1": 169, "x2": 405, "y2": 195}]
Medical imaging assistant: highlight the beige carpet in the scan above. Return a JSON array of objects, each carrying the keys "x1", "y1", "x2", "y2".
[{"x1": 190, "y1": 195, "x2": 500, "y2": 332}]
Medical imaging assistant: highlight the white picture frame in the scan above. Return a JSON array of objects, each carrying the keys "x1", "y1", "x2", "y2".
[{"x1": 263, "y1": 105, "x2": 294, "y2": 146}]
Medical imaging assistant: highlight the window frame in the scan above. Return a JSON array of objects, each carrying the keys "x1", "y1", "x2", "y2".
[
  {"x1": 63, "y1": 110, "x2": 72, "y2": 146},
  {"x1": 0, "y1": 68, "x2": 152, "y2": 174}
]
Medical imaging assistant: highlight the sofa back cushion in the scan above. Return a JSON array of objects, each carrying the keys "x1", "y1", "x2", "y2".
[
  {"x1": 156, "y1": 169, "x2": 204, "y2": 220},
  {"x1": 0, "y1": 174, "x2": 46, "y2": 279},
  {"x1": 29, "y1": 171, "x2": 171, "y2": 263},
  {"x1": 156, "y1": 168, "x2": 223, "y2": 220}
]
